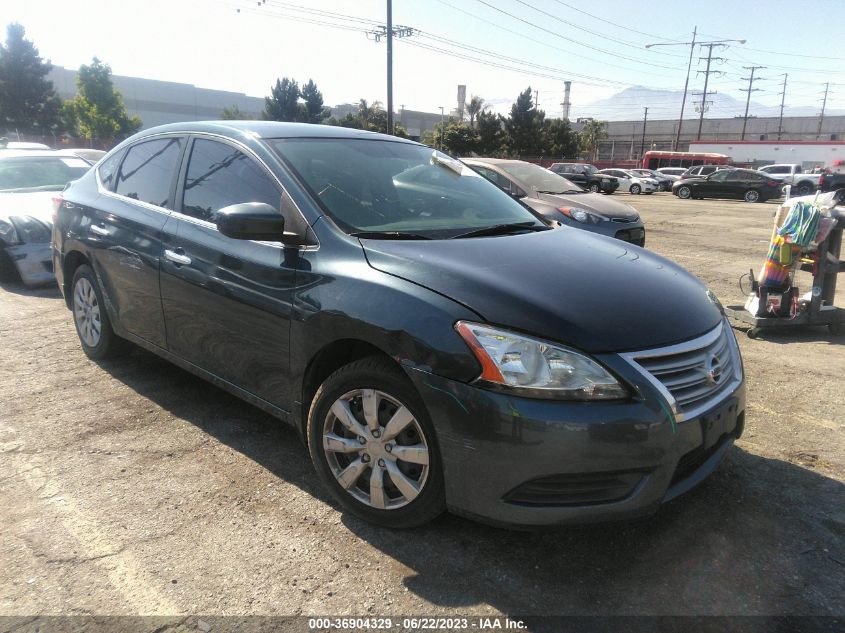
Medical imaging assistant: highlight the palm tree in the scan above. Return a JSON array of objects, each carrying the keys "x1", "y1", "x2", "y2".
[
  {"x1": 579, "y1": 119, "x2": 608, "y2": 162},
  {"x1": 357, "y1": 99, "x2": 383, "y2": 128},
  {"x1": 466, "y1": 95, "x2": 485, "y2": 128}
]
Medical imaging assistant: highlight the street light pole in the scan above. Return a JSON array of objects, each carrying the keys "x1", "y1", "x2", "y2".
[
  {"x1": 640, "y1": 106, "x2": 648, "y2": 160},
  {"x1": 386, "y1": 0, "x2": 393, "y2": 135},
  {"x1": 645, "y1": 32, "x2": 744, "y2": 150}
]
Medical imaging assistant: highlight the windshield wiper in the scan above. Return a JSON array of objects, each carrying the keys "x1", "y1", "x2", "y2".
[
  {"x1": 450, "y1": 221, "x2": 547, "y2": 239},
  {"x1": 350, "y1": 231, "x2": 432, "y2": 240}
]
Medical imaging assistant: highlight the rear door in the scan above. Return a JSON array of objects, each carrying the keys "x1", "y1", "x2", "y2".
[
  {"x1": 702, "y1": 169, "x2": 732, "y2": 198},
  {"x1": 160, "y1": 135, "x2": 297, "y2": 410},
  {"x1": 85, "y1": 135, "x2": 184, "y2": 348}
]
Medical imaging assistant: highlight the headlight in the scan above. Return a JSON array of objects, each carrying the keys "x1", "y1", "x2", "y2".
[
  {"x1": 557, "y1": 206, "x2": 603, "y2": 224},
  {"x1": 0, "y1": 218, "x2": 19, "y2": 245},
  {"x1": 455, "y1": 321, "x2": 629, "y2": 400}
]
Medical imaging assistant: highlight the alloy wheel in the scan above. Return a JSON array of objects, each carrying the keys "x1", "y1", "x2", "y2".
[
  {"x1": 322, "y1": 388, "x2": 430, "y2": 510},
  {"x1": 745, "y1": 190, "x2": 760, "y2": 203},
  {"x1": 678, "y1": 186, "x2": 691, "y2": 199},
  {"x1": 73, "y1": 277, "x2": 101, "y2": 347}
]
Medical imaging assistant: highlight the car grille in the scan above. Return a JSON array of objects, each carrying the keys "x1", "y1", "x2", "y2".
[
  {"x1": 503, "y1": 471, "x2": 644, "y2": 507},
  {"x1": 621, "y1": 321, "x2": 740, "y2": 422}
]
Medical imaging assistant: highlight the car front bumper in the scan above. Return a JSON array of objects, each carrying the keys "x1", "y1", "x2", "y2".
[
  {"x1": 4, "y1": 242, "x2": 54, "y2": 287},
  {"x1": 404, "y1": 351, "x2": 745, "y2": 528}
]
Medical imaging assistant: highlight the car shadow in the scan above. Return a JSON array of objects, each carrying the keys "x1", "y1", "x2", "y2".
[
  {"x1": 731, "y1": 322, "x2": 845, "y2": 345},
  {"x1": 96, "y1": 347, "x2": 845, "y2": 620},
  {"x1": 0, "y1": 278, "x2": 62, "y2": 298}
]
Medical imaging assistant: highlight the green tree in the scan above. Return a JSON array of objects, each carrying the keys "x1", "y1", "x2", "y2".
[
  {"x1": 220, "y1": 104, "x2": 250, "y2": 120},
  {"x1": 476, "y1": 109, "x2": 504, "y2": 155},
  {"x1": 466, "y1": 95, "x2": 484, "y2": 128},
  {"x1": 327, "y1": 100, "x2": 407, "y2": 137},
  {"x1": 442, "y1": 122, "x2": 479, "y2": 156},
  {"x1": 579, "y1": 119, "x2": 608, "y2": 161},
  {"x1": 0, "y1": 23, "x2": 63, "y2": 134},
  {"x1": 262, "y1": 77, "x2": 300, "y2": 122},
  {"x1": 63, "y1": 57, "x2": 141, "y2": 140},
  {"x1": 543, "y1": 118, "x2": 579, "y2": 157},
  {"x1": 503, "y1": 87, "x2": 545, "y2": 156},
  {"x1": 300, "y1": 79, "x2": 330, "y2": 124}
]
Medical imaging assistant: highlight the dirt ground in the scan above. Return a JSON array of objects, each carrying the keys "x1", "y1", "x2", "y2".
[{"x1": 1, "y1": 193, "x2": 843, "y2": 622}]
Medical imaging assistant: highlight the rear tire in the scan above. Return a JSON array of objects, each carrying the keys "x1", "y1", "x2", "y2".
[
  {"x1": 796, "y1": 182, "x2": 813, "y2": 196},
  {"x1": 307, "y1": 356, "x2": 445, "y2": 528},
  {"x1": 589, "y1": 183, "x2": 600, "y2": 193},
  {"x1": 744, "y1": 189, "x2": 761, "y2": 203},
  {"x1": 630, "y1": 184, "x2": 641, "y2": 195},
  {"x1": 71, "y1": 264, "x2": 132, "y2": 359}
]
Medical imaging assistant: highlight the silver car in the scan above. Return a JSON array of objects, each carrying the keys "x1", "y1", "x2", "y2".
[
  {"x1": 463, "y1": 158, "x2": 646, "y2": 246},
  {"x1": 0, "y1": 150, "x2": 91, "y2": 286}
]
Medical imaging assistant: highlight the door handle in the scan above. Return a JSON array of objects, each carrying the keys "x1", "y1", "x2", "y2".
[
  {"x1": 164, "y1": 249, "x2": 192, "y2": 266},
  {"x1": 89, "y1": 224, "x2": 109, "y2": 236}
]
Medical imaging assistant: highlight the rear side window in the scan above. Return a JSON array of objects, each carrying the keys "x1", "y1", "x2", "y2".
[
  {"x1": 180, "y1": 139, "x2": 280, "y2": 223},
  {"x1": 115, "y1": 137, "x2": 183, "y2": 208},
  {"x1": 97, "y1": 151, "x2": 122, "y2": 191}
]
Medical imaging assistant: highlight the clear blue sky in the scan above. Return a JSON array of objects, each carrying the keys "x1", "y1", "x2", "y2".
[{"x1": 5, "y1": 0, "x2": 845, "y2": 119}]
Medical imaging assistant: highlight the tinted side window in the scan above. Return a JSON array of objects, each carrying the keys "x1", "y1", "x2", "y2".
[
  {"x1": 181, "y1": 139, "x2": 280, "y2": 223},
  {"x1": 115, "y1": 138, "x2": 183, "y2": 208},
  {"x1": 97, "y1": 151, "x2": 123, "y2": 191}
]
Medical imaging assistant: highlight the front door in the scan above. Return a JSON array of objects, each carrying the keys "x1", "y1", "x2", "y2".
[{"x1": 160, "y1": 136, "x2": 297, "y2": 411}]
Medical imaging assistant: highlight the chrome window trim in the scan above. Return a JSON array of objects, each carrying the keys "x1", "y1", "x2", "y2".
[
  {"x1": 95, "y1": 131, "x2": 318, "y2": 251},
  {"x1": 619, "y1": 319, "x2": 743, "y2": 423}
]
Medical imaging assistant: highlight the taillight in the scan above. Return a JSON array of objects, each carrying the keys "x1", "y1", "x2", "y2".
[
  {"x1": 51, "y1": 195, "x2": 63, "y2": 223},
  {"x1": 819, "y1": 173, "x2": 826, "y2": 187},
  {"x1": 767, "y1": 180, "x2": 779, "y2": 187}
]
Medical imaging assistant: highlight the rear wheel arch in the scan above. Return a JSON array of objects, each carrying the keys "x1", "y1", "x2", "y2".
[{"x1": 62, "y1": 251, "x2": 91, "y2": 308}]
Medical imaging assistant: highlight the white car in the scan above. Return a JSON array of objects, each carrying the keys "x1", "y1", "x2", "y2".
[
  {"x1": 0, "y1": 150, "x2": 91, "y2": 286},
  {"x1": 656, "y1": 167, "x2": 687, "y2": 179},
  {"x1": 598, "y1": 169, "x2": 658, "y2": 194}
]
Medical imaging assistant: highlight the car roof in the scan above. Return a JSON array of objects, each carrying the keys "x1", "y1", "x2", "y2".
[
  {"x1": 461, "y1": 157, "x2": 523, "y2": 166},
  {"x1": 0, "y1": 149, "x2": 88, "y2": 159},
  {"x1": 131, "y1": 120, "x2": 420, "y2": 145}
]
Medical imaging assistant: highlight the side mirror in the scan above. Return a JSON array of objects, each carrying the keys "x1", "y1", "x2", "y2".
[{"x1": 216, "y1": 202, "x2": 285, "y2": 241}]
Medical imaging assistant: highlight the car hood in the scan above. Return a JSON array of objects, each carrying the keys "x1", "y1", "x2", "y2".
[
  {"x1": 362, "y1": 228, "x2": 722, "y2": 353},
  {"x1": 536, "y1": 191, "x2": 640, "y2": 220},
  {"x1": 0, "y1": 191, "x2": 55, "y2": 223}
]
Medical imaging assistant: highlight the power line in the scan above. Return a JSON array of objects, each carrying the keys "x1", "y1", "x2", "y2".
[{"x1": 548, "y1": 0, "x2": 683, "y2": 43}]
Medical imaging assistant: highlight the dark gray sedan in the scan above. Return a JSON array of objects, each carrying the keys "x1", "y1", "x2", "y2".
[{"x1": 463, "y1": 158, "x2": 645, "y2": 246}]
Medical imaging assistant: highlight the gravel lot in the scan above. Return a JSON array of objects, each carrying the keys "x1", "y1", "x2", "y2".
[{"x1": 1, "y1": 193, "x2": 843, "y2": 621}]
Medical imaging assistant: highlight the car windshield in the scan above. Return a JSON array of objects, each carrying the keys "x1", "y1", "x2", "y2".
[
  {"x1": 0, "y1": 156, "x2": 91, "y2": 192},
  {"x1": 496, "y1": 162, "x2": 582, "y2": 194},
  {"x1": 268, "y1": 138, "x2": 546, "y2": 239}
]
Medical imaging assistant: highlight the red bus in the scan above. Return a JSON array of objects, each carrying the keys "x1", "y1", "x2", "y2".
[{"x1": 641, "y1": 150, "x2": 731, "y2": 170}]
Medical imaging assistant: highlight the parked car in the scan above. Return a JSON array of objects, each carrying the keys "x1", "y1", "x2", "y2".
[
  {"x1": 0, "y1": 150, "x2": 91, "y2": 286},
  {"x1": 464, "y1": 158, "x2": 645, "y2": 246},
  {"x1": 0, "y1": 141, "x2": 52, "y2": 150},
  {"x1": 70, "y1": 148, "x2": 108, "y2": 163},
  {"x1": 818, "y1": 166, "x2": 845, "y2": 193},
  {"x1": 679, "y1": 164, "x2": 734, "y2": 180},
  {"x1": 598, "y1": 168, "x2": 658, "y2": 194},
  {"x1": 547, "y1": 162, "x2": 619, "y2": 194},
  {"x1": 758, "y1": 164, "x2": 820, "y2": 197},
  {"x1": 656, "y1": 167, "x2": 687, "y2": 178},
  {"x1": 631, "y1": 168, "x2": 673, "y2": 191},
  {"x1": 53, "y1": 121, "x2": 745, "y2": 528},
  {"x1": 672, "y1": 168, "x2": 783, "y2": 203}
]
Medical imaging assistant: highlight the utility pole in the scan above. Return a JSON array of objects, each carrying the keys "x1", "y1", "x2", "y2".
[
  {"x1": 646, "y1": 31, "x2": 745, "y2": 150},
  {"x1": 696, "y1": 43, "x2": 727, "y2": 140},
  {"x1": 640, "y1": 107, "x2": 648, "y2": 160},
  {"x1": 386, "y1": 0, "x2": 393, "y2": 135},
  {"x1": 439, "y1": 106, "x2": 445, "y2": 150},
  {"x1": 777, "y1": 73, "x2": 788, "y2": 141},
  {"x1": 818, "y1": 82, "x2": 830, "y2": 139},
  {"x1": 740, "y1": 65, "x2": 765, "y2": 140}
]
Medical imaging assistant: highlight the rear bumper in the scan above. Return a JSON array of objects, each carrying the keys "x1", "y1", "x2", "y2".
[
  {"x1": 405, "y1": 362, "x2": 745, "y2": 528},
  {"x1": 4, "y1": 242, "x2": 54, "y2": 287}
]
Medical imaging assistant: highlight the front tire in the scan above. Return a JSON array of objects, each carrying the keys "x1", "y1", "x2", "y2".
[
  {"x1": 796, "y1": 182, "x2": 813, "y2": 196},
  {"x1": 677, "y1": 185, "x2": 692, "y2": 199},
  {"x1": 744, "y1": 189, "x2": 761, "y2": 203},
  {"x1": 307, "y1": 356, "x2": 445, "y2": 528},
  {"x1": 588, "y1": 183, "x2": 600, "y2": 193},
  {"x1": 71, "y1": 264, "x2": 131, "y2": 359},
  {"x1": 630, "y1": 184, "x2": 641, "y2": 195}
]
